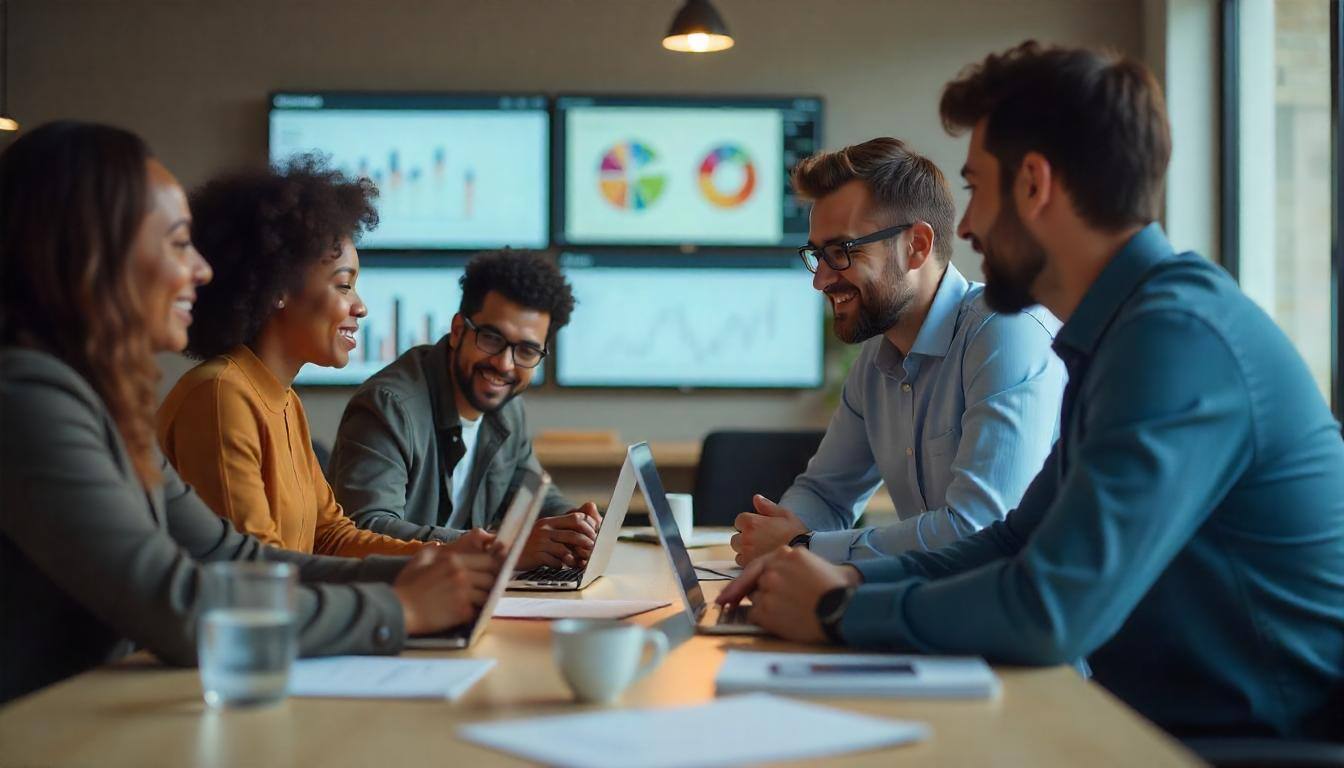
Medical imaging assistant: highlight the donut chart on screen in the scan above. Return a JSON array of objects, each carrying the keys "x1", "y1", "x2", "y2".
[
  {"x1": 598, "y1": 141, "x2": 666, "y2": 211},
  {"x1": 698, "y1": 144, "x2": 757, "y2": 208}
]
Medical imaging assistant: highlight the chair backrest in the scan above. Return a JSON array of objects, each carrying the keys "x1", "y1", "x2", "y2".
[{"x1": 691, "y1": 430, "x2": 825, "y2": 527}]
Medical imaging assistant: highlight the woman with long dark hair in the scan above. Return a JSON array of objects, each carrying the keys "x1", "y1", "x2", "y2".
[{"x1": 0, "y1": 122, "x2": 499, "y2": 703}]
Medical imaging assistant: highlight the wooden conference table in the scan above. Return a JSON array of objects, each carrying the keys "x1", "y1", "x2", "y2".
[{"x1": 0, "y1": 534, "x2": 1201, "y2": 767}]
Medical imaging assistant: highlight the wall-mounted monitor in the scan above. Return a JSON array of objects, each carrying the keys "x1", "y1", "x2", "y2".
[
  {"x1": 269, "y1": 92, "x2": 550, "y2": 250},
  {"x1": 295, "y1": 258, "x2": 465, "y2": 386},
  {"x1": 553, "y1": 95, "x2": 823, "y2": 247},
  {"x1": 555, "y1": 252, "x2": 823, "y2": 389}
]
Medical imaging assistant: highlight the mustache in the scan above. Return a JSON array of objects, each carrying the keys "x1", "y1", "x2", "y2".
[
  {"x1": 822, "y1": 281, "x2": 858, "y2": 296},
  {"x1": 473, "y1": 362, "x2": 518, "y2": 385}
]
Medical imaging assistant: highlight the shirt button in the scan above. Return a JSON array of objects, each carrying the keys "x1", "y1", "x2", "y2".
[
  {"x1": 905, "y1": 447, "x2": 914, "y2": 457},
  {"x1": 901, "y1": 383, "x2": 911, "y2": 392},
  {"x1": 374, "y1": 625, "x2": 393, "y2": 647}
]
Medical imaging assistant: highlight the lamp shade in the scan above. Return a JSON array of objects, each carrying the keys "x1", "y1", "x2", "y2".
[{"x1": 662, "y1": 0, "x2": 734, "y2": 53}]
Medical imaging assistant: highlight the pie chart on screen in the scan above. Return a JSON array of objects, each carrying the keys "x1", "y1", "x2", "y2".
[
  {"x1": 698, "y1": 144, "x2": 756, "y2": 208},
  {"x1": 598, "y1": 141, "x2": 667, "y2": 211}
]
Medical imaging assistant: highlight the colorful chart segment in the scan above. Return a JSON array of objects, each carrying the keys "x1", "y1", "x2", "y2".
[
  {"x1": 698, "y1": 144, "x2": 757, "y2": 208},
  {"x1": 598, "y1": 141, "x2": 666, "y2": 211}
]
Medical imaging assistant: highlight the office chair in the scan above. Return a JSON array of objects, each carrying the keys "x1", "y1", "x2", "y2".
[{"x1": 691, "y1": 430, "x2": 825, "y2": 527}]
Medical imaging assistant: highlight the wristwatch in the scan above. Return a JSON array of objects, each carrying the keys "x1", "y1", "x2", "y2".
[
  {"x1": 815, "y1": 585, "x2": 857, "y2": 644},
  {"x1": 787, "y1": 531, "x2": 814, "y2": 549}
]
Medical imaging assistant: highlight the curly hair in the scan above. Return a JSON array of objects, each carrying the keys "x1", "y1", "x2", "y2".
[
  {"x1": 185, "y1": 154, "x2": 378, "y2": 359},
  {"x1": 940, "y1": 40, "x2": 1170, "y2": 230},
  {"x1": 0, "y1": 121, "x2": 163, "y2": 488},
  {"x1": 459, "y1": 250, "x2": 575, "y2": 342}
]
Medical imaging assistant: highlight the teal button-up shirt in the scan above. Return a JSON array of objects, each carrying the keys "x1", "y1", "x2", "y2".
[
  {"x1": 785, "y1": 263, "x2": 1065, "y2": 560},
  {"x1": 841, "y1": 225, "x2": 1344, "y2": 739}
]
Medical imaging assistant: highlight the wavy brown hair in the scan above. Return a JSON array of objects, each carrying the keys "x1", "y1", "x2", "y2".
[{"x1": 0, "y1": 122, "x2": 163, "y2": 488}]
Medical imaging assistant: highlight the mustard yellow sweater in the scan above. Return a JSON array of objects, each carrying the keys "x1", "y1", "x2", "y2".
[{"x1": 157, "y1": 345, "x2": 423, "y2": 558}]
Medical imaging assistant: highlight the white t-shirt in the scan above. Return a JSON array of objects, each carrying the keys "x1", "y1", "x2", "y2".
[{"x1": 450, "y1": 416, "x2": 483, "y2": 513}]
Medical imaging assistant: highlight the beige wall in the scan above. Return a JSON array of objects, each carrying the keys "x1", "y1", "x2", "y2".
[{"x1": 8, "y1": 0, "x2": 1142, "y2": 445}]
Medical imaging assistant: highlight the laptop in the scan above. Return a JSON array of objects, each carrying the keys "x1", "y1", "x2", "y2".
[
  {"x1": 508, "y1": 453, "x2": 637, "y2": 590},
  {"x1": 628, "y1": 442, "x2": 765, "y2": 636},
  {"x1": 406, "y1": 469, "x2": 549, "y2": 649}
]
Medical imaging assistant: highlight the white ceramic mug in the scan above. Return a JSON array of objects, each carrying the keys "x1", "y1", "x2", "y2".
[
  {"x1": 665, "y1": 492, "x2": 694, "y2": 541},
  {"x1": 552, "y1": 619, "x2": 669, "y2": 704}
]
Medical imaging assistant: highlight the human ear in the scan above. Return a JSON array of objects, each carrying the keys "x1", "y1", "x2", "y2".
[
  {"x1": 905, "y1": 221, "x2": 936, "y2": 270},
  {"x1": 1016, "y1": 152, "x2": 1053, "y2": 220}
]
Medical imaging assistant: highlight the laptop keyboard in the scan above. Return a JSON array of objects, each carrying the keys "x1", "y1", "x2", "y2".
[
  {"x1": 516, "y1": 565, "x2": 585, "y2": 584},
  {"x1": 715, "y1": 602, "x2": 751, "y2": 626}
]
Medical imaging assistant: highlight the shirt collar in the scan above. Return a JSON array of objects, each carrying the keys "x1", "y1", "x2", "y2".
[
  {"x1": 909, "y1": 263, "x2": 970, "y2": 358},
  {"x1": 225, "y1": 345, "x2": 290, "y2": 414},
  {"x1": 1054, "y1": 223, "x2": 1175, "y2": 357}
]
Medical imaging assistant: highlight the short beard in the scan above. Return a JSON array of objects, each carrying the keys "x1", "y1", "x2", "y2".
[
  {"x1": 451, "y1": 341, "x2": 522, "y2": 415},
  {"x1": 835, "y1": 254, "x2": 915, "y2": 344},
  {"x1": 981, "y1": 199, "x2": 1047, "y2": 314}
]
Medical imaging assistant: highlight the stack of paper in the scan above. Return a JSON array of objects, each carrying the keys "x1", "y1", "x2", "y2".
[
  {"x1": 494, "y1": 597, "x2": 670, "y2": 619},
  {"x1": 288, "y1": 657, "x2": 495, "y2": 699},
  {"x1": 715, "y1": 651, "x2": 1000, "y2": 699},
  {"x1": 620, "y1": 528, "x2": 734, "y2": 548},
  {"x1": 692, "y1": 559, "x2": 743, "y2": 581},
  {"x1": 458, "y1": 693, "x2": 928, "y2": 767}
]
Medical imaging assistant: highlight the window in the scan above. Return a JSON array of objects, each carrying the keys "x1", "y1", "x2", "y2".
[{"x1": 1223, "y1": 0, "x2": 1341, "y2": 415}]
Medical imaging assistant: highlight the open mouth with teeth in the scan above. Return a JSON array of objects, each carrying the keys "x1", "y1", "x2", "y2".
[
  {"x1": 476, "y1": 367, "x2": 516, "y2": 393},
  {"x1": 827, "y1": 288, "x2": 859, "y2": 311},
  {"x1": 337, "y1": 328, "x2": 357, "y2": 349}
]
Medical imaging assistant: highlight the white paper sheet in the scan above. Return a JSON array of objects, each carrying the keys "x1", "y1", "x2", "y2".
[
  {"x1": 620, "y1": 528, "x2": 734, "y2": 548},
  {"x1": 458, "y1": 693, "x2": 928, "y2": 768},
  {"x1": 288, "y1": 656, "x2": 495, "y2": 699},
  {"x1": 493, "y1": 597, "x2": 670, "y2": 620},
  {"x1": 693, "y1": 559, "x2": 744, "y2": 580},
  {"x1": 715, "y1": 651, "x2": 1001, "y2": 699}
]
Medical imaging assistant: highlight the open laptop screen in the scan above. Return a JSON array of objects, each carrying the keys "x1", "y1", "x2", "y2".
[{"x1": 628, "y1": 442, "x2": 705, "y2": 621}]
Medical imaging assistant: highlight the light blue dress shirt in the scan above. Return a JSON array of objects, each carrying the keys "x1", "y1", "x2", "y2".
[
  {"x1": 839, "y1": 225, "x2": 1344, "y2": 739},
  {"x1": 783, "y1": 263, "x2": 1066, "y2": 561}
]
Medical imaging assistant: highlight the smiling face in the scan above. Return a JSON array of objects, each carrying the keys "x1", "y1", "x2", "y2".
[
  {"x1": 449, "y1": 290, "x2": 549, "y2": 419},
  {"x1": 269, "y1": 236, "x2": 366, "y2": 368},
  {"x1": 956, "y1": 120, "x2": 1049, "y2": 314},
  {"x1": 130, "y1": 159, "x2": 213, "y2": 353},
  {"x1": 806, "y1": 179, "x2": 915, "y2": 343}
]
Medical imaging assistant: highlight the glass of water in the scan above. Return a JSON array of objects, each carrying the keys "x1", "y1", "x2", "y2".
[{"x1": 198, "y1": 561, "x2": 297, "y2": 708}]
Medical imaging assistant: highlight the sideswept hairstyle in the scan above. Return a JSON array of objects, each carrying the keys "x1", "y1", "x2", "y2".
[
  {"x1": 0, "y1": 121, "x2": 162, "y2": 488},
  {"x1": 940, "y1": 40, "x2": 1171, "y2": 230},
  {"x1": 791, "y1": 137, "x2": 956, "y2": 264}
]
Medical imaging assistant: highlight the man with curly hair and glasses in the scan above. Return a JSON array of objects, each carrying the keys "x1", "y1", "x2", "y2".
[
  {"x1": 729, "y1": 137, "x2": 1065, "y2": 567},
  {"x1": 330, "y1": 250, "x2": 602, "y2": 573}
]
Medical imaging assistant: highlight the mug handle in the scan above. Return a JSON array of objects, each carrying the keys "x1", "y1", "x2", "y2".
[{"x1": 630, "y1": 629, "x2": 669, "y2": 684}]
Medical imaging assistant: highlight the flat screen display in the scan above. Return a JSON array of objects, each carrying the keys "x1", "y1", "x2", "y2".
[
  {"x1": 555, "y1": 252, "x2": 823, "y2": 389},
  {"x1": 554, "y1": 95, "x2": 822, "y2": 247},
  {"x1": 269, "y1": 92, "x2": 549, "y2": 250}
]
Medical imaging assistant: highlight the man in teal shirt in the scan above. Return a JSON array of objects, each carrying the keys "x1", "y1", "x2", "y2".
[{"x1": 720, "y1": 41, "x2": 1344, "y2": 739}]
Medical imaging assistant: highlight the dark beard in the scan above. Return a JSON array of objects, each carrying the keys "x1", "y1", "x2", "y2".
[
  {"x1": 834, "y1": 256, "x2": 915, "y2": 344},
  {"x1": 981, "y1": 201, "x2": 1047, "y2": 314},
  {"x1": 451, "y1": 341, "x2": 521, "y2": 414}
]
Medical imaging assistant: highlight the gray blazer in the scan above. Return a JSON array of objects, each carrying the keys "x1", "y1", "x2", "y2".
[
  {"x1": 0, "y1": 348, "x2": 408, "y2": 704},
  {"x1": 329, "y1": 336, "x2": 571, "y2": 544}
]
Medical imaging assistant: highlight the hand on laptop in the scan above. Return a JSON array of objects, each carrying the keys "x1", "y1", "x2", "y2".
[
  {"x1": 731, "y1": 495, "x2": 807, "y2": 566},
  {"x1": 392, "y1": 547, "x2": 504, "y2": 635},
  {"x1": 716, "y1": 546, "x2": 861, "y2": 644},
  {"x1": 443, "y1": 528, "x2": 497, "y2": 554},
  {"x1": 517, "y1": 502, "x2": 601, "y2": 570}
]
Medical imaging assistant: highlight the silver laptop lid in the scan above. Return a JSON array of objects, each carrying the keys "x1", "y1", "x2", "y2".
[
  {"x1": 466, "y1": 469, "x2": 549, "y2": 645},
  {"x1": 628, "y1": 442, "x2": 706, "y2": 623},
  {"x1": 579, "y1": 453, "x2": 639, "y2": 586}
]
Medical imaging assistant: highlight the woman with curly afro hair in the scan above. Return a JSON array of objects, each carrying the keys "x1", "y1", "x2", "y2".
[{"x1": 157, "y1": 156, "x2": 488, "y2": 560}]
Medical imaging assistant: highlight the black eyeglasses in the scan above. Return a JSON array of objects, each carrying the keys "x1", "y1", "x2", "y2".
[
  {"x1": 798, "y1": 223, "x2": 913, "y2": 273},
  {"x1": 462, "y1": 317, "x2": 547, "y2": 368}
]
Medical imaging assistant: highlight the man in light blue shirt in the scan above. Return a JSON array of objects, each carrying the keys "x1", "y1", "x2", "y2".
[
  {"x1": 721, "y1": 42, "x2": 1344, "y2": 740},
  {"x1": 731, "y1": 137, "x2": 1064, "y2": 564}
]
